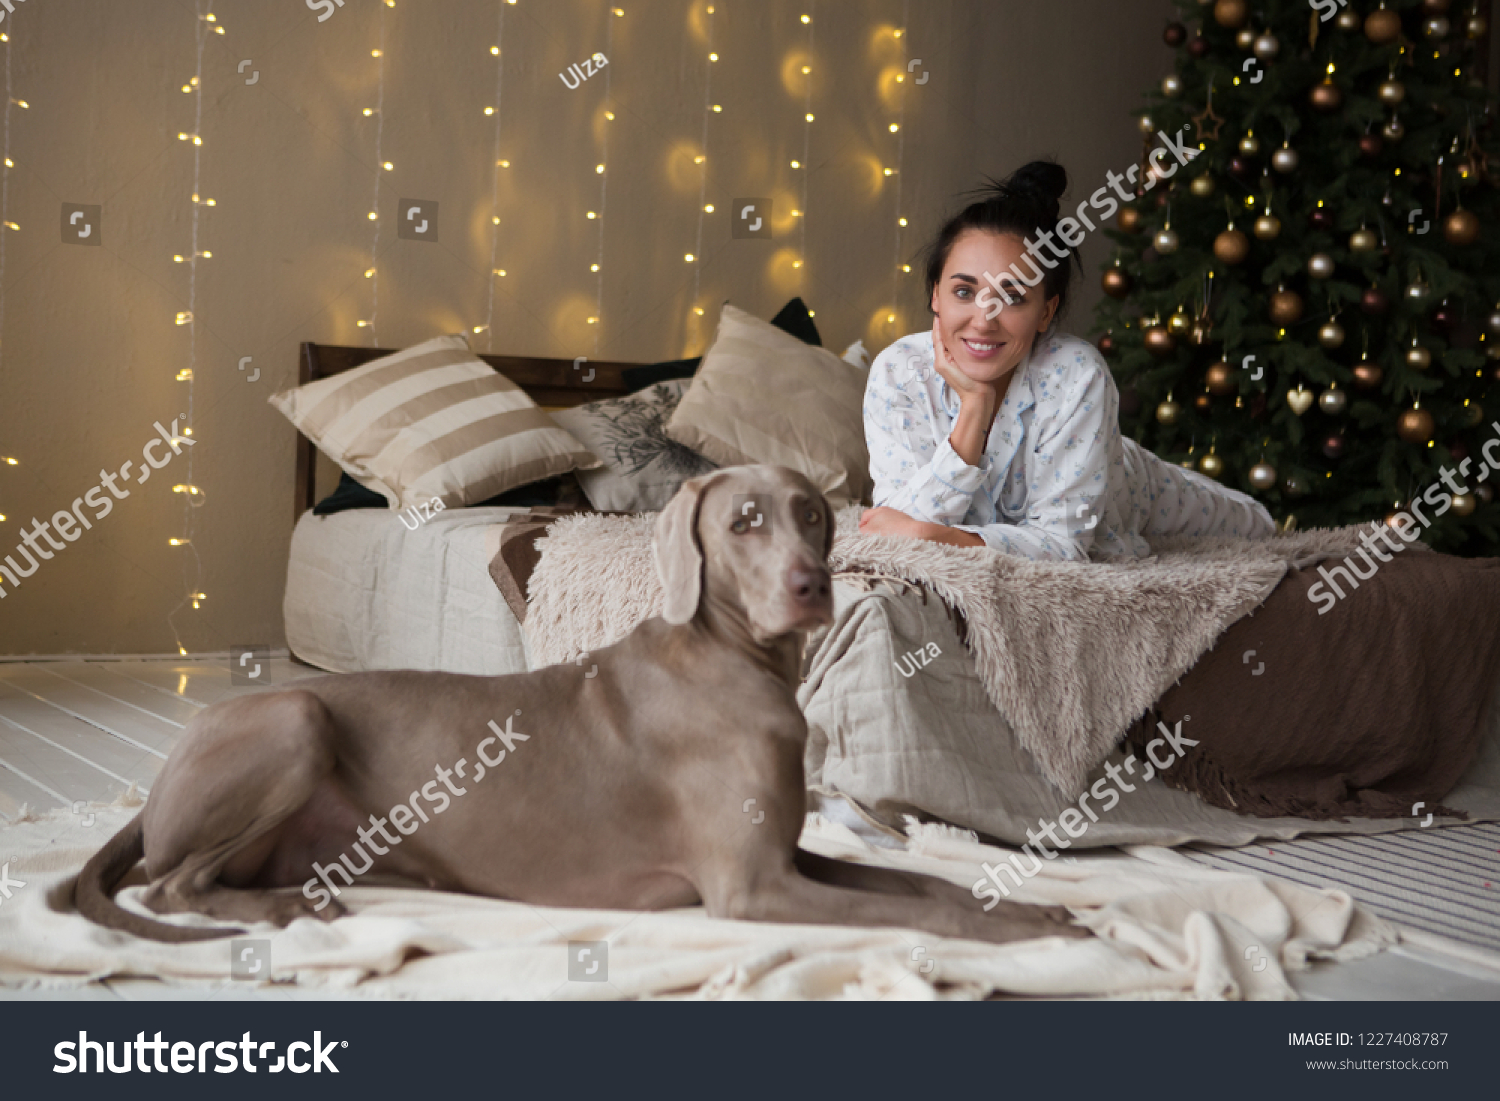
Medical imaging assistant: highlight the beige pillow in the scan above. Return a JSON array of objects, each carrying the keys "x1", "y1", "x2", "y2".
[
  {"x1": 270, "y1": 333, "x2": 597, "y2": 509},
  {"x1": 665, "y1": 304, "x2": 871, "y2": 504}
]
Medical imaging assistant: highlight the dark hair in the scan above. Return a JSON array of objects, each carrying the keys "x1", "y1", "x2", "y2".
[{"x1": 921, "y1": 161, "x2": 1079, "y2": 322}]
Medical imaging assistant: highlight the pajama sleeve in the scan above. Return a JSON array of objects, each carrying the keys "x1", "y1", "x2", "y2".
[
  {"x1": 864, "y1": 347, "x2": 985, "y2": 525},
  {"x1": 951, "y1": 364, "x2": 1117, "y2": 563}
]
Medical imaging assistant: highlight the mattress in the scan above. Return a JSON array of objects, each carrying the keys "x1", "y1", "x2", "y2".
[{"x1": 284, "y1": 506, "x2": 534, "y2": 675}]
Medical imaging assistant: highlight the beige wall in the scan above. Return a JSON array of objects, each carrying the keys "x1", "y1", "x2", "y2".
[{"x1": 0, "y1": 0, "x2": 1172, "y2": 655}]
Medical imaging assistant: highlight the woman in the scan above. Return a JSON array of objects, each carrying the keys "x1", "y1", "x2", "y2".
[{"x1": 859, "y1": 161, "x2": 1274, "y2": 561}]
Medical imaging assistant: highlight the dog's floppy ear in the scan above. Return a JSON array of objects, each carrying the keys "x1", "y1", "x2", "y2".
[
  {"x1": 819, "y1": 494, "x2": 835, "y2": 560},
  {"x1": 653, "y1": 472, "x2": 719, "y2": 625}
]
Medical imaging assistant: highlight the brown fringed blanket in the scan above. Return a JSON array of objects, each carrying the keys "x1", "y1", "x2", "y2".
[
  {"x1": 1126, "y1": 551, "x2": 1500, "y2": 821},
  {"x1": 489, "y1": 506, "x2": 1498, "y2": 822}
]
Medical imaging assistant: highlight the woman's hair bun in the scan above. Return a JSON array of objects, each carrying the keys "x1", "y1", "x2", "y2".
[{"x1": 1005, "y1": 161, "x2": 1067, "y2": 220}]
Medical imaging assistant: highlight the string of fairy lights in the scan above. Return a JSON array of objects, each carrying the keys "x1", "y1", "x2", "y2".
[
  {"x1": 589, "y1": 9, "x2": 619, "y2": 349},
  {"x1": 357, "y1": 0, "x2": 396, "y2": 343},
  {"x1": 164, "y1": 3, "x2": 225, "y2": 655},
  {"x1": 795, "y1": 6, "x2": 815, "y2": 274},
  {"x1": 689, "y1": 3, "x2": 718, "y2": 316},
  {"x1": 480, "y1": 0, "x2": 514, "y2": 352},
  {"x1": 0, "y1": 18, "x2": 22, "y2": 510},
  {"x1": 888, "y1": 3, "x2": 910, "y2": 335}
]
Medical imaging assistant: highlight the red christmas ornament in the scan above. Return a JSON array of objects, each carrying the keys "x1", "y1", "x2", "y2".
[
  {"x1": 1359, "y1": 133, "x2": 1385, "y2": 158},
  {"x1": 1097, "y1": 332, "x2": 1117, "y2": 356},
  {"x1": 1229, "y1": 156, "x2": 1253, "y2": 178},
  {"x1": 1163, "y1": 22, "x2": 1187, "y2": 46},
  {"x1": 1361, "y1": 286, "x2": 1390, "y2": 315},
  {"x1": 1309, "y1": 206, "x2": 1334, "y2": 230},
  {"x1": 1432, "y1": 302, "x2": 1455, "y2": 331},
  {"x1": 1189, "y1": 34, "x2": 1210, "y2": 58},
  {"x1": 1322, "y1": 434, "x2": 1346, "y2": 461}
]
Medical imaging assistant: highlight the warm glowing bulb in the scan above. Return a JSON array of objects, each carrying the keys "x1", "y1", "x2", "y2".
[
  {"x1": 793, "y1": 260, "x2": 803, "y2": 268},
  {"x1": 894, "y1": 28, "x2": 904, "y2": 37},
  {"x1": 605, "y1": 111, "x2": 615, "y2": 120},
  {"x1": 694, "y1": 155, "x2": 705, "y2": 164},
  {"x1": 896, "y1": 75, "x2": 904, "y2": 83},
  {"x1": 587, "y1": 211, "x2": 597, "y2": 219},
  {"x1": 801, "y1": 13, "x2": 810, "y2": 23},
  {"x1": 694, "y1": 306, "x2": 705, "y2": 315},
  {"x1": 898, "y1": 217, "x2": 907, "y2": 227},
  {"x1": 588, "y1": 316, "x2": 599, "y2": 324},
  {"x1": 365, "y1": 268, "x2": 376, "y2": 278},
  {"x1": 176, "y1": 369, "x2": 193, "y2": 381},
  {"x1": 596, "y1": 164, "x2": 605, "y2": 173},
  {"x1": 901, "y1": 264, "x2": 911, "y2": 273},
  {"x1": 169, "y1": 538, "x2": 190, "y2": 546},
  {"x1": 1, "y1": 458, "x2": 14, "y2": 466},
  {"x1": 369, "y1": 211, "x2": 379, "y2": 219},
  {"x1": 889, "y1": 123, "x2": 899, "y2": 132},
  {"x1": 498, "y1": 159, "x2": 511, "y2": 167},
  {"x1": 792, "y1": 210, "x2": 802, "y2": 217},
  {"x1": 883, "y1": 168, "x2": 893, "y2": 176},
  {"x1": 790, "y1": 160, "x2": 800, "y2": 168},
  {"x1": 612, "y1": 6, "x2": 623, "y2": 14},
  {"x1": 887, "y1": 313, "x2": 896, "y2": 323},
  {"x1": 805, "y1": 113, "x2": 814, "y2": 122},
  {"x1": 383, "y1": 161, "x2": 393, "y2": 170},
  {"x1": 484, "y1": 106, "x2": 495, "y2": 115},
  {"x1": 363, "y1": 108, "x2": 374, "y2": 116},
  {"x1": 801, "y1": 65, "x2": 811, "y2": 75},
  {"x1": 591, "y1": 264, "x2": 599, "y2": 272},
  {"x1": 685, "y1": 253, "x2": 695, "y2": 262},
  {"x1": 492, "y1": 216, "x2": 500, "y2": 225},
  {"x1": 704, "y1": 204, "x2": 714, "y2": 212},
  {"x1": 709, "y1": 53, "x2": 718, "y2": 61},
  {"x1": 712, "y1": 104, "x2": 722, "y2": 112},
  {"x1": 372, "y1": 49, "x2": 383, "y2": 57},
  {"x1": 495, "y1": 269, "x2": 507, "y2": 276}
]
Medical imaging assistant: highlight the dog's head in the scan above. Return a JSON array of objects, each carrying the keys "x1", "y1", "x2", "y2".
[{"x1": 653, "y1": 464, "x2": 834, "y2": 642}]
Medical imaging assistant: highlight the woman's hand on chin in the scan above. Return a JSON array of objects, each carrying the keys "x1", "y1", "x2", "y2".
[{"x1": 859, "y1": 507, "x2": 985, "y2": 547}]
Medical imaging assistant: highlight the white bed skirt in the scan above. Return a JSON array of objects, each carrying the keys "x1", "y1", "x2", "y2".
[{"x1": 283, "y1": 507, "x2": 533, "y2": 676}]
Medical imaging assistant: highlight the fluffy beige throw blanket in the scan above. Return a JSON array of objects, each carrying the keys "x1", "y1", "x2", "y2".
[{"x1": 524, "y1": 509, "x2": 1392, "y2": 795}]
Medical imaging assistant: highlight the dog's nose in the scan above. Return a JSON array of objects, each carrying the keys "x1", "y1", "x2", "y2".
[{"x1": 788, "y1": 565, "x2": 831, "y2": 607}]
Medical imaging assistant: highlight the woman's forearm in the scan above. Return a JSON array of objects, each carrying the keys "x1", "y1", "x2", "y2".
[
  {"x1": 915, "y1": 521, "x2": 986, "y2": 547},
  {"x1": 948, "y1": 393, "x2": 997, "y2": 468}
]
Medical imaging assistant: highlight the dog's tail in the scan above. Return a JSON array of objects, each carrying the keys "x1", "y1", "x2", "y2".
[{"x1": 74, "y1": 813, "x2": 242, "y2": 944}]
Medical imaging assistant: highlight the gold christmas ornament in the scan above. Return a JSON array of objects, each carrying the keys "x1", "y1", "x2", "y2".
[
  {"x1": 1161, "y1": 74, "x2": 1183, "y2": 98},
  {"x1": 1117, "y1": 206, "x2": 1143, "y2": 233},
  {"x1": 1286, "y1": 386, "x2": 1314, "y2": 415},
  {"x1": 1336, "y1": 8, "x2": 1360, "y2": 30},
  {"x1": 1349, "y1": 226, "x2": 1379, "y2": 252},
  {"x1": 1269, "y1": 286, "x2": 1304, "y2": 325},
  {"x1": 1194, "y1": 393, "x2": 1213, "y2": 413},
  {"x1": 1197, "y1": 448, "x2": 1225, "y2": 479},
  {"x1": 1443, "y1": 208, "x2": 1480, "y2": 245},
  {"x1": 1382, "y1": 115, "x2": 1406, "y2": 142},
  {"x1": 1310, "y1": 79, "x2": 1344, "y2": 112},
  {"x1": 1213, "y1": 226, "x2": 1250, "y2": 264},
  {"x1": 1319, "y1": 318, "x2": 1346, "y2": 348},
  {"x1": 1253, "y1": 33, "x2": 1280, "y2": 61},
  {"x1": 1154, "y1": 226, "x2": 1181, "y2": 254},
  {"x1": 1271, "y1": 144, "x2": 1299, "y2": 173},
  {"x1": 1451, "y1": 492, "x2": 1477, "y2": 517},
  {"x1": 1102, "y1": 264, "x2": 1132, "y2": 299},
  {"x1": 1397, "y1": 403, "x2": 1436, "y2": 443},
  {"x1": 1254, "y1": 214, "x2": 1282, "y2": 240},
  {"x1": 1405, "y1": 338, "x2": 1432, "y2": 371},
  {"x1": 1307, "y1": 252, "x2": 1336, "y2": 279},
  {"x1": 1205, "y1": 361, "x2": 1236, "y2": 395},
  {"x1": 1138, "y1": 114, "x2": 1156, "y2": 136},
  {"x1": 1156, "y1": 397, "x2": 1182, "y2": 425},
  {"x1": 1235, "y1": 28, "x2": 1255, "y2": 50},
  {"x1": 1144, "y1": 326, "x2": 1177, "y2": 356},
  {"x1": 1424, "y1": 15, "x2": 1451, "y2": 37},
  {"x1": 1239, "y1": 133, "x2": 1261, "y2": 156},
  {"x1": 1249, "y1": 462, "x2": 1277, "y2": 491},
  {"x1": 1214, "y1": 0, "x2": 1248, "y2": 28},
  {"x1": 1405, "y1": 277, "x2": 1431, "y2": 302},
  {"x1": 1168, "y1": 307, "x2": 1193, "y2": 335},
  {"x1": 1319, "y1": 385, "x2": 1348, "y2": 416},
  {"x1": 1365, "y1": 4, "x2": 1402, "y2": 43},
  {"x1": 1378, "y1": 79, "x2": 1406, "y2": 106},
  {"x1": 1469, "y1": 12, "x2": 1489, "y2": 37},
  {"x1": 1190, "y1": 174, "x2": 1216, "y2": 198}
]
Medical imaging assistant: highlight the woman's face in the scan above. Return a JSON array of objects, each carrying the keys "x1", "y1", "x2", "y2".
[{"x1": 929, "y1": 229, "x2": 1060, "y2": 384}]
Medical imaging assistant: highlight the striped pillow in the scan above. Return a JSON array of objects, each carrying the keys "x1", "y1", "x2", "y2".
[{"x1": 270, "y1": 333, "x2": 598, "y2": 510}]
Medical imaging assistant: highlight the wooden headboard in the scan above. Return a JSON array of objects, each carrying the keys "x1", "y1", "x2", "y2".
[{"x1": 294, "y1": 342, "x2": 644, "y2": 519}]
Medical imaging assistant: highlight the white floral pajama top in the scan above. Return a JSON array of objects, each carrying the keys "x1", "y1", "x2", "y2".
[{"x1": 864, "y1": 330, "x2": 1275, "y2": 562}]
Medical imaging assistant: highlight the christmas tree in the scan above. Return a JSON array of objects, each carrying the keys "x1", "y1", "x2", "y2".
[{"x1": 1093, "y1": 0, "x2": 1500, "y2": 555}]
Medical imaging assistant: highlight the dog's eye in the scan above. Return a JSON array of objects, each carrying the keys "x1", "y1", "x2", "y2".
[
  {"x1": 803, "y1": 508, "x2": 821, "y2": 525},
  {"x1": 731, "y1": 518, "x2": 750, "y2": 534}
]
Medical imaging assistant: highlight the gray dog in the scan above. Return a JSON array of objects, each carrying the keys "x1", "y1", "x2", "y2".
[{"x1": 76, "y1": 465, "x2": 1084, "y2": 946}]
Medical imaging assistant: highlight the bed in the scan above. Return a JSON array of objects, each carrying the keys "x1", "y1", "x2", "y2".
[{"x1": 283, "y1": 340, "x2": 643, "y2": 675}]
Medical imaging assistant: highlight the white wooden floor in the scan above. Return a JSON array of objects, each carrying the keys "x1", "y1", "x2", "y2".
[{"x1": 0, "y1": 656, "x2": 325, "y2": 818}]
